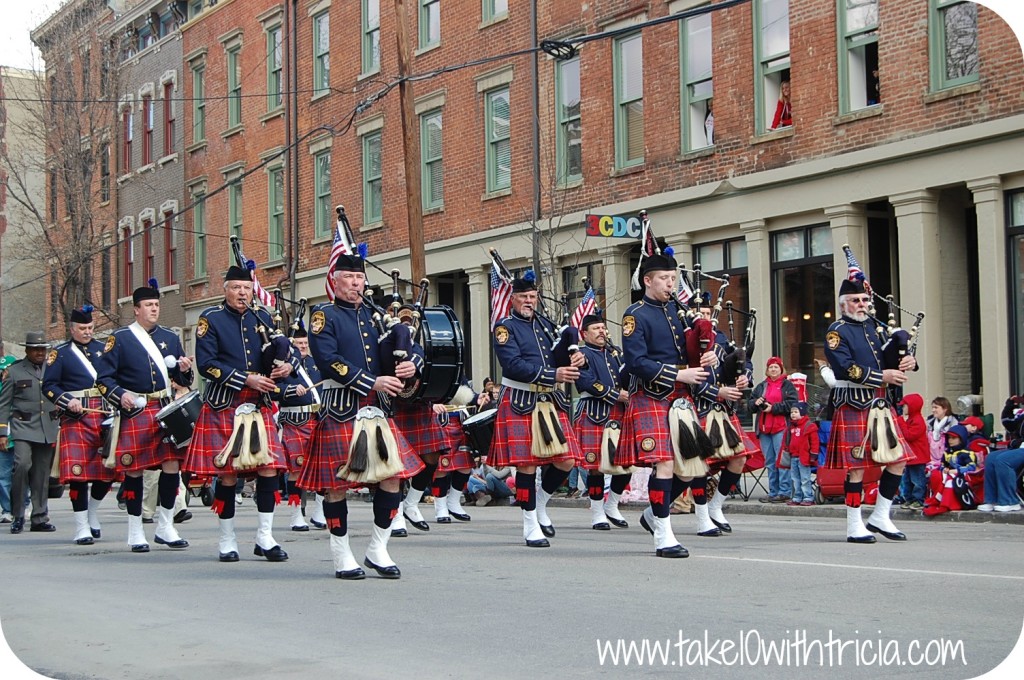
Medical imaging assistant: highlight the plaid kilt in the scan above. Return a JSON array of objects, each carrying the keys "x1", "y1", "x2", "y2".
[
  {"x1": 574, "y1": 403, "x2": 626, "y2": 471},
  {"x1": 183, "y1": 388, "x2": 286, "y2": 477},
  {"x1": 392, "y1": 399, "x2": 451, "y2": 457},
  {"x1": 709, "y1": 412, "x2": 761, "y2": 463},
  {"x1": 280, "y1": 419, "x2": 315, "y2": 472},
  {"x1": 437, "y1": 412, "x2": 474, "y2": 471},
  {"x1": 489, "y1": 394, "x2": 581, "y2": 468},
  {"x1": 296, "y1": 396, "x2": 424, "y2": 493},
  {"x1": 58, "y1": 398, "x2": 117, "y2": 483},
  {"x1": 825, "y1": 395, "x2": 912, "y2": 470},
  {"x1": 115, "y1": 401, "x2": 183, "y2": 473},
  {"x1": 619, "y1": 386, "x2": 692, "y2": 467}
]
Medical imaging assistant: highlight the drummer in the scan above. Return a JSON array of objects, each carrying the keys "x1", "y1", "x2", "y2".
[
  {"x1": 42, "y1": 304, "x2": 116, "y2": 545},
  {"x1": 429, "y1": 378, "x2": 492, "y2": 525},
  {"x1": 93, "y1": 282, "x2": 194, "y2": 553}
]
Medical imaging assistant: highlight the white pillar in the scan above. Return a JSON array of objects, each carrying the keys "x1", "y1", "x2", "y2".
[
  {"x1": 740, "y1": 219, "x2": 769, "y2": 369},
  {"x1": 598, "y1": 244, "x2": 630, "y2": 333},
  {"x1": 824, "y1": 204, "x2": 869, "y2": 296},
  {"x1": 467, "y1": 264, "x2": 491, "y2": 390}
]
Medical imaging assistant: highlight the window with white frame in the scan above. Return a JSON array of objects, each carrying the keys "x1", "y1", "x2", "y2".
[
  {"x1": 485, "y1": 87, "x2": 511, "y2": 193},
  {"x1": 142, "y1": 95, "x2": 153, "y2": 165},
  {"x1": 614, "y1": 32, "x2": 643, "y2": 168},
  {"x1": 681, "y1": 11, "x2": 714, "y2": 151},
  {"x1": 555, "y1": 55, "x2": 582, "y2": 183},
  {"x1": 754, "y1": 0, "x2": 790, "y2": 134},
  {"x1": 929, "y1": 0, "x2": 979, "y2": 91},
  {"x1": 163, "y1": 82, "x2": 176, "y2": 154}
]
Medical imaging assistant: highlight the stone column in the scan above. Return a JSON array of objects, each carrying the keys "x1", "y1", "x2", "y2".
[
  {"x1": 739, "y1": 219, "x2": 769, "y2": 369},
  {"x1": 598, "y1": 244, "x2": 631, "y2": 333},
  {"x1": 466, "y1": 264, "x2": 492, "y2": 390},
  {"x1": 890, "y1": 190, "x2": 941, "y2": 400},
  {"x1": 824, "y1": 204, "x2": 868, "y2": 295},
  {"x1": 967, "y1": 176, "x2": 1010, "y2": 411}
]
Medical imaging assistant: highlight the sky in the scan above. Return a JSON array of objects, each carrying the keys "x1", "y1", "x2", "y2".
[{"x1": 0, "y1": 0, "x2": 70, "y2": 71}]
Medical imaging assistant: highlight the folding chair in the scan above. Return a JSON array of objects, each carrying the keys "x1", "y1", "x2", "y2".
[{"x1": 709, "y1": 447, "x2": 767, "y2": 501}]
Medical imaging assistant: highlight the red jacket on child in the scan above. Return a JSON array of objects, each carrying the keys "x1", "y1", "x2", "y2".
[
  {"x1": 783, "y1": 415, "x2": 819, "y2": 467},
  {"x1": 897, "y1": 393, "x2": 931, "y2": 466}
]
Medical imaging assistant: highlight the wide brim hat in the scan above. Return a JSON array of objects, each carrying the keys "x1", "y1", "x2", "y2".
[{"x1": 23, "y1": 331, "x2": 50, "y2": 348}]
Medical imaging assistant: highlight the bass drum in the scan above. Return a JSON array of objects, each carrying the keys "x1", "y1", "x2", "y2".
[{"x1": 398, "y1": 305, "x2": 465, "y2": 403}]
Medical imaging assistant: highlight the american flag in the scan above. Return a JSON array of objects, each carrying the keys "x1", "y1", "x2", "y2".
[
  {"x1": 489, "y1": 262, "x2": 513, "y2": 330},
  {"x1": 843, "y1": 244, "x2": 873, "y2": 296},
  {"x1": 570, "y1": 287, "x2": 596, "y2": 330},
  {"x1": 324, "y1": 218, "x2": 352, "y2": 302},
  {"x1": 677, "y1": 276, "x2": 695, "y2": 306},
  {"x1": 252, "y1": 273, "x2": 275, "y2": 308}
]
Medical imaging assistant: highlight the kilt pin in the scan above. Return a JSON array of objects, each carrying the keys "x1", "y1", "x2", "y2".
[
  {"x1": 280, "y1": 418, "x2": 315, "y2": 472},
  {"x1": 619, "y1": 386, "x2": 693, "y2": 467},
  {"x1": 437, "y1": 409, "x2": 475, "y2": 471},
  {"x1": 575, "y1": 404, "x2": 626, "y2": 470}
]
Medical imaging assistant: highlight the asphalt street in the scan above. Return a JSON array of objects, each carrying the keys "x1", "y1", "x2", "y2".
[{"x1": 1, "y1": 499, "x2": 1022, "y2": 680}]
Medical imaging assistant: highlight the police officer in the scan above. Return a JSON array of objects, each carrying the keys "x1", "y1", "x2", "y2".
[
  {"x1": 0, "y1": 332, "x2": 59, "y2": 534},
  {"x1": 297, "y1": 253, "x2": 425, "y2": 580},
  {"x1": 43, "y1": 305, "x2": 116, "y2": 544},
  {"x1": 94, "y1": 283, "x2": 193, "y2": 552},
  {"x1": 619, "y1": 253, "x2": 716, "y2": 558},
  {"x1": 184, "y1": 266, "x2": 296, "y2": 562},
  {"x1": 573, "y1": 313, "x2": 631, "y2": 531},
  {"x1": 824, "y1": 279, "x2": 915, "y2": 543},
  {"x1": 276, "y1": 324, "x2": 322, "y2": 532},
  {"x1": 490, "y1": 272, "x2": 583, "y2": 548}
]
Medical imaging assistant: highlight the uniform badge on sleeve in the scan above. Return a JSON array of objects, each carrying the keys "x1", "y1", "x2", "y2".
[
  {"x1": 208, "y1": 368, "x2": 222, "y2": 379},
  {"x1": 196, "y1": 317, "x2": 209, "y2": 338},
  {"x1": 46, "y1": 350, "x2": 58, "y2": 366},
  {"x1": 104, "y1": 336, "x2": 116, "y2": 353},
  {"x1": 826, "y1": 331, "x2": 840, "y2": 350},
  {"x1": 311, "y1": 311, "x2": 327, "y2": 334},
  {"x1": 494, "y1": 326, "x2": 510, "y2": 345},
  {"x1": 622, "y1": 316, "x2": 636, "y2": 337},
  {"x1": 331, "y1": 362, "x2": 349, "y2": 377},
  {"x1": 848, "y1": 364, "x2": 863, "y2": 380},
  {"x1": 593, "y1": 382, "x2": 604, "y2": 392}
]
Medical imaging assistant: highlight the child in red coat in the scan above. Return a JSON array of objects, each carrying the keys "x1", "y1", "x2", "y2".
[
  {"x1": 897, "y1": 394, "x2": 930, "y2": 509},
  {"x1": 783, "y1": 403, "x2": 818, "y2": 506}
]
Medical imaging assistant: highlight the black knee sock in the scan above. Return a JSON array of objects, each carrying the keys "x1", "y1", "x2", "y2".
[
  {"x1": 323, "y1": 499, "x2": 348, "y2": 536},
  {"x1": 158, "y1": 471, "x2": 179, "y2": 511},
  {"x1": 541, "y1": 465, "x2": 570, "y2": 495},
  {"x1": 844, "y1": 479, "x2": 863, "y2": 508},
  {"x1": 122, "y1": 476, "x2": 144, "y2": 517},
  {"x1": 432, "y1": 474, "x2": 451, "y2": 498},
  {"x1": 69, "y1": 482, "x2": 89, "y2": 512},
  {"x1": 691, "y1": 477, "x2": 709, "y2": 505},
  {"x1": 649, "y1": 477, "x2": 673, "y2": 518},
  {"x1": 515, "y1": 471, "x2": 537, "y2": 511},
  {"x1": 670, "y1": 476, "x2": 688, "y2": 502},
  {"x1": 718, "y1": 469, "x2": 742, "y2": 497},
  {"x1": 879, "y1": 470, "x2": 902, "y2": 501},
  {"x1": 610, "y1": 474, "x2": 630, "y2": 495},
  {"x1": 410, "y1": 463, "x2": 437, "y2": 492},
  {"x1": 287, "y1": 477, "x2": 302, "y2": 505},
  {"x1": 214, "y1": 481, "x2": 237, "y2": 519},
  {"x1": 450, "y1": 470, "x2": 470, "y2": 492},
  {"x1": 373, "y1": 489, "x2": 401, "y2": 529},
  {"x1": 91, "y1": 480, "x2": 112, "y2": 501},
  {"x1": 587, "y1": 471, "x2": 605, "y2": 501},
  {"x1": 255, "y1": 475, "x2": 278, "y2": 513}
]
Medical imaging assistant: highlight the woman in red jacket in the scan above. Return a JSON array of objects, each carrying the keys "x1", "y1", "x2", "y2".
[{"x1": 897, "y1": 394, "x2": 930, "y2": 509}]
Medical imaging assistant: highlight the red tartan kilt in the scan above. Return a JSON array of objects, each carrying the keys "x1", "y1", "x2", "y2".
[
  {"x1": 825, "y1": 399, "x2": 912, "y2": 470},
  {"x1": 437, "y1": 445, "x2": 474, "y2": 472},
  {"x1": 391, "y1": 400, "x2": 451, "y2": 457},
  {"x1": 619, "y1": 387, "x2": 693, "y2": 466},
  {"x1": 183, "y1": 388, "x2": 286, "y2": 477},
  {"x1": 489, "y1": 394, "x2": 580, "y2": 468},
  {"x1": 114, "y1": 402, "x2": 184, "y2": 473},
  {"x1": 706, "y1": 412, "x2": 760, "y2": 463},
  {"x1": 574, "y1": 403, "x2": 626, "y2": 471},
  {"x1": 58, "y1": 403, "x2": 117, "y2": 483},
  {"x1": 280, "y1": 419, "x2": 315, "y2": 472}
]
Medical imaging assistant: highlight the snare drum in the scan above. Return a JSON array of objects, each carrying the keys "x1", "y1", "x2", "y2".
[
  {"x1": 462, "y1": 409, "x2": 497, "y2": 458},
  {"x1": 155, "y1": 391, "x2": 203, "y2": 449}
]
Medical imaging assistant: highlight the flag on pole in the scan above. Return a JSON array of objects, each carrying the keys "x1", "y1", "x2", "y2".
[
  {"x1": 842, "y1": 243, "x2": 873, "y2": 297},
  {"x1": 676, "y1": 276, "x2": 695, "y2": 306},
  {"x1": 251, "y1": 270, "x2": 276, "y2": 308},
  {"x1": 324, "y1": 219, "x2": 352, "y2": 302},
  {"x1": 570, "y1": 287, "x2": 596, "y2": 330},
  {"x1": 489, "y1": 262, "x2": 513, "y2": 330}
]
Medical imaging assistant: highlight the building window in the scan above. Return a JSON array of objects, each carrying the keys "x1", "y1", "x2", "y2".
[
  {"x1": 614, "y1": 32, "x2": 644, "y2": 169},
  {"x1": 194, "y1": 193, "x2": 207, "y2": 277},
  {"x1": 771, "y1": 225, "x2": 833, "y2": 382},
  {"x1": 313, "y1": 12, "x2": 330, "y2": 96},
  {"x1": 100, "y1": 144, "x2": 110, "y2": 202},
  {"x1": 314, "y1": 151, "x2": 332, "y2": 238},
  {"x1": 561, "y1": 262, "x2": 605, "y2": 311},
  {"x1": 227, "y1": 47, "x2": 242, "y2": 127},
  {"x1": 754, "y1": 0, "x2": 790, "y2": 134},
  {"x1": 268, "y1": 167, "x2": 285, "y2": 261},
  {"x1": 419, "y1": 0, "x2": 440, "y2": 48},
  {"x1": 164, "y1": 211, "x2": 177, "y2": 285},
  {"x1": 50, "y1": 270, "x2": 59, "y2": 324},
  {"x1": 138, "y1": 26, "x2": 154, "y2": 52},
  {"x1": 362, "y1": 0, "x2": 380, "y2": 74},
  {"x1": 555, "y1": 55, "x2": 582, "y2": 184},
  {"x1": 80, "y1": 49, "x2": 91, "y2": 107},
  {"x1": 121, "y1": 108, "x2": 133, "y2": 172},
  {"x1": 188, "y1": 0, "x2": 203, "y2": 19},
  {"x1": 838, "y1": 0, "x2": 879, "y2": 113},
  {"x1": 485, "y1": 87, "x2": 511, "y2": 193},
  {"x1": 163, "y1": 82, "x2": 176, "y2": 155},
  {"x1": 142, "y1": 220, "x2": 154, "y2": 282},
  {"x1": 483, "y1": 0, "x2": 507, "y2": 23},
  {"x1": 229, "y1": 181, "x2": 243, "y2": 240},
  {"x1": 192, "y1": 65, "x2": 205, "y2": 143},
  {"x1": 1008, "y1": 191, "x2": 1024, "y2": 393},
  {"x1": 142, "y1": 95, "x2": 153, "y2": 165},
  {"x1": 267, "y1": 26, "x2": 283, "y2": 110},
  {"x1": 421, "y1": 110, "x2": 443, "y2": 210},
  {"x1": 102, "y1": 246, "x2": 112, "y2": 308},
  {"x1": 929, "y1": 0, "x2": 979, "y2": 91},
  {"x1": 681, "y1": 12, "x2": 714, "y2": 151},
  {"x1": 363, "y1": 132, "x2": 383, "y2": 224},
  {"x1": 48, "y1": 169, "x2": 58, "y2": 221},
  {"x1": 122, "y1": 229, "x2": 134, "y2": 297}
]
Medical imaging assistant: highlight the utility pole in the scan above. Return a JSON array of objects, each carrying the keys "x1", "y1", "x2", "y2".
[{"x1": 392, "y1": 0, "x2": 426, "y2": 283}]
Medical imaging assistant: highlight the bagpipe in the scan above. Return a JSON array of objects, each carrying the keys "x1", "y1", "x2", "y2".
[{"x1": 229, "y1": 235, "x2": 291, "y2": 378}]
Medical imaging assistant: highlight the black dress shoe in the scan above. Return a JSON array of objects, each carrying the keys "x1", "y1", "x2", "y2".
[
  {"x1": 154, "y1": 535, "x2": 189, "y2": 549},
  {"x1": 436, "y1": 516, "x2": 452, "y2": 524},
  {"x1": 847, "y1": 534, "x2": 877, "y2": 544},
  {"x1": 391, "y1": 528, "x2": 408, "y2": 538},
  {"x1": 866, "y1": 522, "x2": 907, "y2": 541},
  {"x1": 607, "y1": 516, "x2": 629, "y2": 529},
  {"x1": 10, "y1": 518, "x2": 24, "y2": 534},
  {"x1": 75, "y1": 536, "x2": 95, "y2": 546},
  {"x1": 173, "y1": 510, "x2": 193, "y2": 524},
  {"x1": 697, "y1": 527, "x2": 722, "y2": 537},
  {"x1": 592, "y1": 522, "x2": 611, "y2": 531},
  {"x1": 30, "y1": 522, "x2": 57, "y2": 532},
  {"x1": 90, "y1": 528, "x2": 101, "y2": 539},
  {"x1": 219, "y1": 551, "x2": 239, "y2": 562},
  {"x1": 336, "y1": 567, "x2": 366, "y2": 580},
  {"x1": 711, "y1": 518, "x2": 732, "y2": 533},
  {"x1": 539, "y1": 523, "x2": 556, "y2": 538},
  {"x1": 142, "y1": 517, "x2": 154, "y2": 524},
  {"x1": 525, "y1": 538, "x2": 550, "y2": 548},
  {"x1": 656, "y1": 544, "x2": 690, "y2": 558},
  {"x1": 254, "y1": 544, "x2": 289, "y2": 561},
  {"x1": 291, "y1": 525, "x2": 310, "y2": 532},
  {"x1": 131, "y1": 543, "x2": 151, "y2": 553},
  {"x1": 450, "y1": 512, "x2": 471, "y2": 522},
  {"x1": 639, "y1": 514, "x2": 653, "y2": 536},
  {"x1": 363, "y1": 557, "x2": 401, "y2": 579},
  {"x1": 404, "y1": 512, "x2": 430, "y2": 532},
  {"x1": 309, "y1": 519, "x2": 327, "y2": 529}
]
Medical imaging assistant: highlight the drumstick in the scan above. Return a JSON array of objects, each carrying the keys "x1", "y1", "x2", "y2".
[{"x1": 78, "y1": 407, "x2": 114, "y2": 415}]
